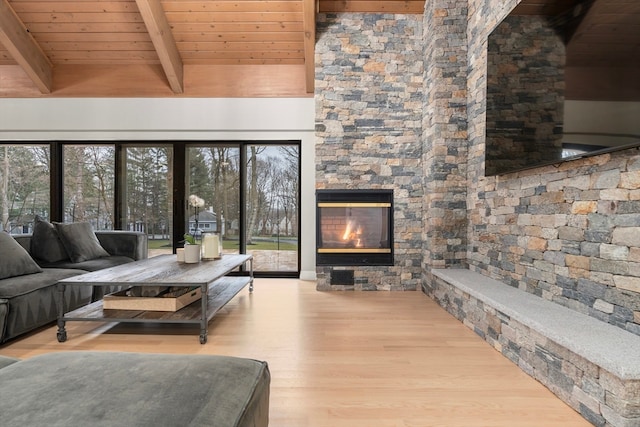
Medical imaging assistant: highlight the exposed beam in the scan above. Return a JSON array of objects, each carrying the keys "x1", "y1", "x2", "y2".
[
  {"x1": 0, "y1": 0, "x2": 52, "y2": 94},
  {"x1": 303, "y1": 0, "x2": 316, "y2": 93},
  {"x1": 134, "y1": 0, "x2": 184, "y2": 94}
]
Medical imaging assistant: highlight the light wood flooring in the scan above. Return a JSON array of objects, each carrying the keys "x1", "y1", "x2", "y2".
[{"x1": 0, "y1": 279, "x2": 591, "y2": 427}]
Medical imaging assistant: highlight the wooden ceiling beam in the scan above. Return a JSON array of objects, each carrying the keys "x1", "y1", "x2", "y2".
[
  {"x1": 134, "y1": 0, "x2": 184, "y2": 94},
  {"x1": 0, "y1": 0, "x2": 52, "y2": 94},
  {"x1": 303, "y1": 0, "x2": 316, "y2": 93}
]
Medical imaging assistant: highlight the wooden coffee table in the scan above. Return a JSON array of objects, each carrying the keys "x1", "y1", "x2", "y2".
[{"x1": 56, "y1": 254, "x2": 253, "y2": 344}]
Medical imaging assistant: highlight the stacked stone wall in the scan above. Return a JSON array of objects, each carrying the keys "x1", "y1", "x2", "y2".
[
  {"x1": 425, "y1": 272, "x2": 640, "y2": 427},
  {"x1": 421, "y1": 0, "x2": 469, "y2": 271},
  {"x1": 314, "y1": 0, "x2": 640, "y2": 334},
  {"x1": 463, "y1": 0, "x2": 640, "y2": 335},
  {"x1": 315, "y1": 14, "x2": 423, "y2": 290}
]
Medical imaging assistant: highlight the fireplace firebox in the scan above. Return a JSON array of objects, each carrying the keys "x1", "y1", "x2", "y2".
[{"x1": 316, "y1": 189, "x2": 393, "y2": 266}]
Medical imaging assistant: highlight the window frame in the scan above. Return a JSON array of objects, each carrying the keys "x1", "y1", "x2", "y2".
[{"x1": 17, "y1": 141, "x2": 301, "y2": 277}]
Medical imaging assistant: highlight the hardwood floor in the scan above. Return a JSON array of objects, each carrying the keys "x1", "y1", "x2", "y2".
[{"x1": 0, "y1": 279, "x2": 590, "y2": 427}]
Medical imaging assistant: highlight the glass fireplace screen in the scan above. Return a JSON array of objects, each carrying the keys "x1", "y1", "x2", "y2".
[
  {"x1": 317, "y1": 203, "x2": 391, "y2": 252},
  {"x1": 316, "y1": 190, "x2": 393, "y2": 266}
]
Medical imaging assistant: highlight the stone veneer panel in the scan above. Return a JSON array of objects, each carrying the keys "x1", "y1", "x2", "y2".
[
  {"x1": 422, "y1": 0, "x2": 469, "y2": 271},
  {"x1": 425, "y1": 272, "x2": 640, "y2": 427},
  {"x1": 315, "y1": 14, "x2": 424, "y2": 290},
  {"x1": 315, "y1": 0, "x2": 640, "y2": 332},
  {"x1": 316, "y1": 2, "x2": 640, "y2": 425}
]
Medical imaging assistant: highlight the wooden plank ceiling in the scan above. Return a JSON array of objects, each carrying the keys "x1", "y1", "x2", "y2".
[
  {"x1": 1, "y1": 0, "x2": 636, "y2": 98},
  {"x1": 0, "y1": 0, "x2": 424, "y2": 97}
]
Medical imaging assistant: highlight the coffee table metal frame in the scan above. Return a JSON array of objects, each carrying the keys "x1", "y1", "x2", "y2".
[{"x1": 56, "y1": 254, "x2": 253, "y2": 344}]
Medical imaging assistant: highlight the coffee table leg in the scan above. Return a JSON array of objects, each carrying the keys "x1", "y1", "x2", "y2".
[
  {"x1": 249, "y1": 258, "x2": 254, "y2": 293},
  {"x1": 200, "y1": 284, "x2": 208, "y2": 344},
  {"x1": 56, "y1": 283, "x2": 67, "y2": 342}
]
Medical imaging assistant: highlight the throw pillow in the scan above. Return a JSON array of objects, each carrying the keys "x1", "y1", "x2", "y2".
[
  {"x1": 0, "y1": 232, "x2": 42, "y2": 279},
  {"x1": 54, "y1": 222, "x2": 110, "y2": 263},
  {"x1": 30, "y1": 215, "x2": 69, "y2": 263}
]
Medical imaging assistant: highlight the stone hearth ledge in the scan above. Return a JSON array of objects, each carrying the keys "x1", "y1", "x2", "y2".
[{"x1": 428, "y1": 268, "x2": 640, "y2": 427}]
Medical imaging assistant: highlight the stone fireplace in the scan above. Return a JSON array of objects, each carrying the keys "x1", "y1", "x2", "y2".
[
  {"x1": 315, "y1": 13, "x2": 423, "y2": 291},
  {"x1": 316, "y1": 189, "x2": 393, "y2": 267}
]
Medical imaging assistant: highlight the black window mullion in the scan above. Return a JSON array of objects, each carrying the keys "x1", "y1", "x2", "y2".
[
  {"x1": 49, "y1": 142, "x2": 63, "y2": 222},
  {"x1": 113, "y1": 144, "x2": 124, "y2": 230},
  {"x1": 239, "y1": 144, "x2": 247, "y2": 255},
  {"x1": 173, "y1": 143, "x2": 186, "y2": 253}
]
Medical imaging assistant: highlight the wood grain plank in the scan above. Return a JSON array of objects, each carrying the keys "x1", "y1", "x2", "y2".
[
  {"x1": 174, "y1": 32, "x2": 304, "y2": 43},
  {"x1": 11, "y1": 1, "x2": 141, "y2": 13},
  {"x1": 46, "y1": 51, "x2": 158, "y2": 61},
  {"x1": 0, "y1": 280, "x2": 592, "y2": 427},
  {"x1": 162, "y1": 1, "x2": 303, "y2": 13},
  {"x1": 170, "y1": 22, "x2": 304, "y2": 32},
  {"x1": 60, "y1": 254, "x2": 251, "y2": 286},
  {"x1": 184, "y1": 57, "x2": 304, "y2": 64},
  {"x1": 34, "y1": 32, "x2": 152, "y2": 42},
  {"x1": 23, "y1": 22, "x2": 150, "y2": 32},
  {"x1": 181, "y1": 50, "x2": 304, "y2": 60},
  {"x1": 40, "y1": 41, "x2": 156, "y2": 51},
  {"x1": 17, "y1": 12, "x2": 145, "y2": 23},
  {"x1": 176, "y1": 41, "x2": 304, "y2": 51},
  {"x1": 165, "y1": 11, "x2": 303, "y2": 22}
]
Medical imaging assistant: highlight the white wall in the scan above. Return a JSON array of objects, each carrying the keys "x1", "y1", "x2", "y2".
[{"x1": 0, "y1": 97, "x2": 317, "y2": 280}]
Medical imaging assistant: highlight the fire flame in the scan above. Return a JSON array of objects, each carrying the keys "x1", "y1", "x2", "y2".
[{"x1": 342, "y1": 220, "x2": 363, "y2": 248}]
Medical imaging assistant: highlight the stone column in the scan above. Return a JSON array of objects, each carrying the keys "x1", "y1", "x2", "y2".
[
  {"x1": 422, "y1": 0, "x2": 469, "y2": 277},
  {"x1": 315, "y1": 14, "x2": 424, "y2": 291}
]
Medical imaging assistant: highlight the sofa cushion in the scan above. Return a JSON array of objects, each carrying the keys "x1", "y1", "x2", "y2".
[
  {"x1": 0, "y1": 268, "x2": 82, "y2": 299},
  {"x1": 0, "y1": 232, "x2": 42, "y2": 280},
  {"x1": 54, "y1": 222, "x2": 110, "y2": 263},
  {"x1": 40, "y1": 255, "x2": 134, "y2": 272},
  {"x1": 0, "y1": 352, "x2": 270, "y2": 427},
  {"x1": 30, "y1": 216, "x2": 69, "y2": 263}
]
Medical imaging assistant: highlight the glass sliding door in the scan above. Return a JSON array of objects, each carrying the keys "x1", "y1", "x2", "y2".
[
  {"x1": 0, "y1": 144, "x2": 50, "y2": 234},
  {"x1": 2, "y1": 141, "x2": 300, "y2": 271},
  {"x1": 62, "y1": 145, "x2": 115, "y2": 230},
  {"x1": 187, "y1": 145, "x2": 241, "y2": 254},
  {"x1": 124, "y1": 145, "x2": 173, "y2": 257},
  {"x1": 245, "y1": 144, "x2": 299, "y2": 273},
  {"x1": 188, "y1": 142, "x2": 300, "y2": 274}
]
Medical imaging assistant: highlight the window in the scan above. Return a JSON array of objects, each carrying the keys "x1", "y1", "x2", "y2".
[
  {"x1": 188, "y1": 143, "x2": 300, "y2": 274},
  {"x1": 2, "y1": 142, "x2": 300, "y2": 276},
  {"x1": 188, "y1": 145, "x2": 240, "y2": 255},
  {"x1": 245, "y1": 144, "x2": 300, "y2": 273},
  {"x1": 63, "y1": 145, "x2": 115, "y2": 229},
  {"x1": 124, "y1": 145, "x2": 174, "y2": 256},
  {"x1": 0, "y1": 145, "x2": 50, "y2": 233}
]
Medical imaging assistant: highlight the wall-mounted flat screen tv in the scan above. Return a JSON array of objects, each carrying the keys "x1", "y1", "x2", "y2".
[{"x1": 485, "y1": 0, "x2": 640, "y2": 176}]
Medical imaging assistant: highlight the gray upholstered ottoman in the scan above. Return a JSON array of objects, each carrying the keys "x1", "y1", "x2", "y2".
[{"x1": 0, "y1": 352, "x2": 270, "y2": 427}]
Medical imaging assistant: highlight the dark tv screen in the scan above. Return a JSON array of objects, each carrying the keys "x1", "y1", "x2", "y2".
[{"x1": 485, "y1": 0, "x2": 640, "y2": 176}]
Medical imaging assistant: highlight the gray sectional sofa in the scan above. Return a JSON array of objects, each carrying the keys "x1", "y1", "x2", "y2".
[
  {"x1": 0, "y1": 351, "x2": 270, "y2": 427},
  {"x1": 0, "y1": 219, "x2": 147, "y2": 344}
]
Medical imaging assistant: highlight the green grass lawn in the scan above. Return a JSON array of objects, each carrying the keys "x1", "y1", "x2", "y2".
[{"x1": 147, "y1": 238, "x2": 297, "y2": 251}]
